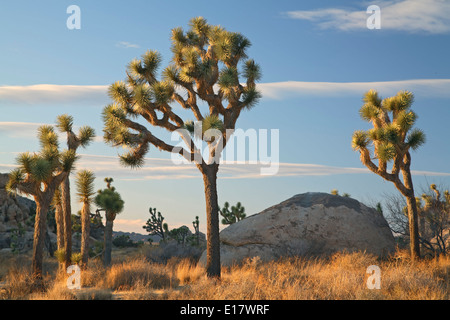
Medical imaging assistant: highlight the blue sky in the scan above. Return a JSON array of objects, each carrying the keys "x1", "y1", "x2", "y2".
[{"x1": 1, "y1": 0, "x2": 450, "y2": 234}]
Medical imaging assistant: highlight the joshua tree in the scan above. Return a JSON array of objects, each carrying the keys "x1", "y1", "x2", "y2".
[
  {"x1": 168, "y1": 225, "x2": 191, "y2": 245},
  {"x1": 94, "y1": 178, "x2": 124, "y2": 267},
  {"x1": 143, "y1": 207, "x2": 167, "y2": 242},
  {"x1": 104, "y1": 177, "x2": 114, "y2": 189},
  {"x1": 75, "y1": 170, "x2": 96, "y2": 269},
  {"x1": 6, "y1": 125, "x2": 77, "y2": 279},
  {"x1": 193, "y1": 216, "x2": 200, "y2": 246},
  {"x1": 219, "y1": 201, "x2": 246, "y2": 225},
  {"x1": 418, "y1": 184, "x2": 449, "y2": 256},
  {"x1": 352, "y1": 90, "x2": 426, "y2": 260},
  {"x1": 55, "y1": 114, "x2": 95, "y2": 269},
  {"x1": 102, "y1": 17, "x2": 261, "y2": 277},
  {"x1": 384, "y1": 184, "x2": 449, "y2": 256},
  {"x1": 330, "y1": 189, "x2": 350, "y2": 197}
]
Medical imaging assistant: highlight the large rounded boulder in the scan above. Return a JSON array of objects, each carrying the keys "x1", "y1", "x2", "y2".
[{"x1": 200, "y1": 192, "x2": 395, "y2": 266}]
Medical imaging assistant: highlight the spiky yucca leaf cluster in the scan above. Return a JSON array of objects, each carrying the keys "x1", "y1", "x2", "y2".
[
  {"x1": 56, "y1": 114, "x2": 96, "y2": 150},
  {"x1": 102, "y1": 17, "x2": 262, "y2": 168},
  {"x1": 6, "y1": 125, "x2": 78, "y2": 196},
  {"x1": 352, "y1": 90, "x2": 425, "y2": 163},
  {"x1": 75, "y1": 170, "x2": 96, "y2": 203}
]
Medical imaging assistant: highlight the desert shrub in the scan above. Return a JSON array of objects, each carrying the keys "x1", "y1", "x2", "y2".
[
  {"x1": 101, "y1": 258, "x2": 174, "y2": 291},
  {"x1": 112, "y1": 235, "x2": 139, "y2": 248},
  {"x1": 144, "y1": 240, "x2": 204, "y2": 264}
]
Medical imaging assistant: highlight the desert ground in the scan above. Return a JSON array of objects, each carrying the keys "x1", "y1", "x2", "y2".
[{"x1": 0, "y1": 245, "x2": 448, "y2": 300}]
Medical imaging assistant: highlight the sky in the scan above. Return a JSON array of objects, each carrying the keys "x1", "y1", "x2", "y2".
[{"x1": 1, "y1": 0, "x2": 449, "y2": 235}]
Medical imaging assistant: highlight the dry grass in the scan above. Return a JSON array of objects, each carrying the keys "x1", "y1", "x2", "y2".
[
  {"x1": 168, "y1": 251, "x2": 449, "y2": 300},
  {"x1": 0, "y1": 250, "x2": 448, "y2": 300},
  {"x1": 101, "y1": 258, "x2": 175, "y2": 291}
]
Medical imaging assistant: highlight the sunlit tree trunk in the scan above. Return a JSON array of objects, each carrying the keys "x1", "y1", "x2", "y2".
[
  {"x1": 80, "y1": 203, "x2": 90, "y2": 269},
  {"x1": 61, "y1": 177, "x2": 72, "y2": 270},
  {"x1": 201, "y1": 164, "x2": 221, "y2": 278}
]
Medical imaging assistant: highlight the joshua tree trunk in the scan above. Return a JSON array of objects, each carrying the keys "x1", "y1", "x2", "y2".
[
  {"x1": 80, "y1": 204, "x2": 90, "y2": 269},
  {"x1": 405, "y1": 192, "x2": 421, "y2": 260},
  {"x1": 61, "y1": 177, "x2": 72, "y2": 270},
  {"x1": 103, "y1": 213, "x2": 115, "y2": 267},
  {"x1": 31, "y1": 198, "x2": 51, "y2": 280},
  {"x1": 401, "y1": 165, "x2": 421, "y2": 260},
  {"x1": 201, "y1": 164, "x2": 221, "y2": 278},
  {"x1": 54, "y1": 202, "x2": 64, "y2": 251}
]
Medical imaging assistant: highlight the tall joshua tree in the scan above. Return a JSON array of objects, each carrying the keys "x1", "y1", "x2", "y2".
[
  {"x1": 102, "y1": 17, "x2": 261, "y2": 278},
  {"x1": 75, "y1": 170, "x2": 96, "y2": 269},
  {"x1": 55, "y1": 114, "x2": 95, "y2": 269},
  {"x1": 352, "y1": 90, "x2": 426, "y2": 260},
  {"x1": 94, "y1": 178, "x2": 124, "y2": 267},
  {"x1": 6, "y1": 125, "x2": 77, "y2": 279}
]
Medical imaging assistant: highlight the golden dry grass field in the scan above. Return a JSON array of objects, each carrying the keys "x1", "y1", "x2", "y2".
[{"x1": 0, "y1": 246, "x2": 448, "y2": 300}]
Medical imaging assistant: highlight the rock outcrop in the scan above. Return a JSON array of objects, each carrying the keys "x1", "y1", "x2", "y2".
[
  {"x1": 200, "y1": 192, "x2": 395, "y2": 266},
  {"x1": 0, "y1": 173, "x2": 36, "y2": 250}
]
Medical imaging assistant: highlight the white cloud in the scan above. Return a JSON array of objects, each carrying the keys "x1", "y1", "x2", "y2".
[
  {"x1": 286, "y1": 0, "x2": 450, "y2": 33},
  {"x1": 0, "y1": 122, "x2": 46, "y2": 139},
  {"x1": 0, "y1": 79, "x2": 449, "y2": 106},
  {"x1": 72, "y1": 154, "x2": 450, "y2": 180},
  {"x1": 116, "y1": 41, "x2": 140, "y2": 49},
  {"x1": 257, "y1": 79, "x2": 450, "y2": 99},
  {"x1": 0, "y1": 121, "x2": 103, "y2": 142},
  {"x1": 1, "y1": 153, "x2": 449, "y2": 180},
  {"x1": 0, "y1": 84, "x2": 108, "y2": 105}
]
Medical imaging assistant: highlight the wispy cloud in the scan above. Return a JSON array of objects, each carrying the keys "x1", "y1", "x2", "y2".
[
  {"x1": 286, "y1": 0, "x2": 450, "y2": 33},
  {"x1": 257, "y1": 79, "x2": 450, "y2": 99},
  {"x1": 0, "y1": 84, "x2": 108, "y2": 105},
  {"x1": 116, "y1": 41, "x2": 140, "y2": 49},
  {"x1": 71, "y1": 154, "x2": 450, "y2": 180},
  {"x1": 1, "y1": 153, "x2": 449, "y2": 180},
  {"x1": 0, "y1": 122, "x2": 103, "y2": 142},
  {"x1": 1, "y1": 79, "x2": 449, "y2": 106}
]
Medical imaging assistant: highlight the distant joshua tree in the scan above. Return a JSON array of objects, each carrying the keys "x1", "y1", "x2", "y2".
[
  {"x1": 94, "y1": 178, "x2": 124, "y2": 267},
  {"x1": 331, "y1": 190, "x2": 350, "y2": 197},
  {"x1": 143, "y1": 207, "x2": 168, "y2": 242},
  {"x1": 352, "y1": 90, "x2": 425, "y2": 260},
  {"x1": 6, "y1": 125, "x2": 77, "y2": 279},
  {"x1": 101, "y1": 17, "x2": 261, "y2": 278},
  {"x1": 193, "y1": 216, "x2": 200, "y2": 246},
  {"x1": 219, "y1": 201, "x2": 246, "y2": 225}
]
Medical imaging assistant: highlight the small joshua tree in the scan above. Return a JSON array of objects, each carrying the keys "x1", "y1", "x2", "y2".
[
  {"x1": 168, "y1": 226, "x2": 191, "y2": 245},
  {"x1": 219, "y1": 201, "x2": 246, "y2": 225},
  {"x1": 94, "y1": 178, "x2": 124, "y2": 267},
  {"x1": 193, "y1": 216, "x2": 200, "y2": 246},
  {"x1": 418, "y1": 184, "x2": 449, "y2": 256},
  {"x1": 75, "y1": 170, "x2": 96, "y2": 269},
  {"x1": 143, "y1": 207, "x2": 168, "y2": 242},
  {"x1": 352, "y1": 90, "x2": 425, "y2": 260},
  {"x1": 6, "y1": 125, "x2": 77, "y2": 279},
  {"x1": 55, "y1": 114, "x2": 95, "y2": 269}
]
